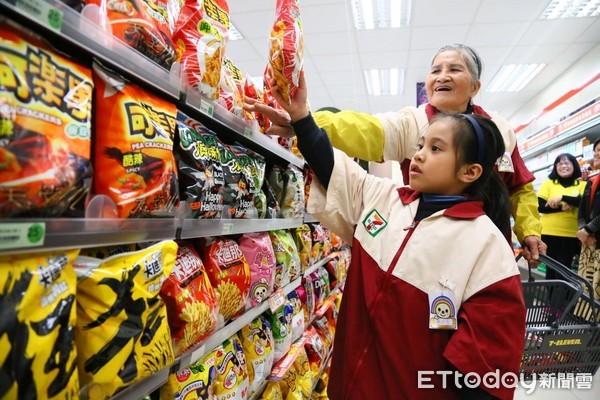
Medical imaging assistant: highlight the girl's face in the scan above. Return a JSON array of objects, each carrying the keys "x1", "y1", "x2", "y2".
[
  {"x1": 556, "y1": 157, "x2": 574, "y2": 178},
  {"x1": 409, "y1": 119, "x2": 467, "y2": 196},
  {"x1": 426, "y1": 50, "x2": 481, "y2": 113}
]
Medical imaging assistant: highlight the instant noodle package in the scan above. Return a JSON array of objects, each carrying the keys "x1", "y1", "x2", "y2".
[
  {"x1": 0, "y1": 23, "x2": 93, "y2": 218},
  {"x1": 0, "y1": 249, "x2": 80, "y2": 399},
  {"x1": 161, "y1": 243, "x2": 219, "y2": 355},
  {"x1": 74, "y1": 240, "x2": 177, "y2": 399},
  {"x1": 92, "y1": 62, "x2": 179, "y2": 218},
  {"x1": 268, "y1": 0, "x2": 304, "y2": 105}
]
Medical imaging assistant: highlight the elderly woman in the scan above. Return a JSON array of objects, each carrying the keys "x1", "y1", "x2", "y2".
[{"x1": 246, "y1": 43, "x2": 546, "y2": 261}]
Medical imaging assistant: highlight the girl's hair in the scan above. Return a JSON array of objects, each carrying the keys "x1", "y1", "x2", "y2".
[
  {"x1": 594, "y1": 138, "x2": 600, "y2": 150},
  {"x1": 433, "y1": 113, "x2": 511, "y2": 235},
  {"x1": 434, "y1": 44, "x2": 482, "y2": 82},
  {"x1": 548, "y1": 153, "x2": 582, "y2": 185}
]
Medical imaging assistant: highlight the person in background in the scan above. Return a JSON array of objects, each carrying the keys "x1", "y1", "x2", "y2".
[
  {"x1": 270, "y1": 71, "x2": 525, "y2": 400},
  {"x1": 576, "y1": 139, "x2": 600, "y2": 301},
  {"x1": 245, "y1": 43, "x2": 546, "y2": 262},
  {"x1": 537, "y1": 153, "x2": 584, "y2": 277}
]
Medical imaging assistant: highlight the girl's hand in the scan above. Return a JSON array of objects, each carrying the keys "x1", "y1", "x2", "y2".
[
  {"x1": 270, "y1": 70, "x2": 309, "y2": 123},
  {"x1": 243, "y1": 97, "x2": 296, "y2": 137}
]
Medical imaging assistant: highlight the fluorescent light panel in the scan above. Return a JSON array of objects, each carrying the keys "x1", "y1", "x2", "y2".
[
  {"x1": 351, "y1": 0, "x2": 412, "y2": 30},
  {"x1": 540, "y1": 0, "x2": 600, "y2": 19},
  {"x1": 364, "y1": 68, "x2": 404, "y2": 95},
  {"x1": 486, "y1": 64, "x2": 546, "y2": 92},
  {"x1": 229, "y1": 23, "x2": 244, "y2": 40}
]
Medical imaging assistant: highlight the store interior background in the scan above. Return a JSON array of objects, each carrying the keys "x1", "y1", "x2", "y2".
[{"x1": 226, "y1": 0, "x2": 600, "y2": 189}]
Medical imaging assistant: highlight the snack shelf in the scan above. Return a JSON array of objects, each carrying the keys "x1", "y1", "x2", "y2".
[
  {"x1": 183, "y1": 88, "x2": 305, "y2": 169},
  {"x1": 0, "y1": 218, "x2": 177, "y2": 256},
  {"x1": 303, "y1": 255, "x2": 334, "y2": 278},
  {"x1": 178, "y1": 217, "x2": 305, "y2": 239},
  {"x1": 0, "y1": 0, "x2": 181, "y2": 100},
  {"x1": 304, "y1": 213, "x2": 320, "y2": 224}
]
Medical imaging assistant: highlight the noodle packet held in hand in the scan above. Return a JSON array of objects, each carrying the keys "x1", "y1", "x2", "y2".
[{"x1": 268, "y1": 0, "x2": 304, "y2": 105}]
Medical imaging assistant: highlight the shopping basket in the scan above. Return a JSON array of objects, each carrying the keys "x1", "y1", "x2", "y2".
[{"x1": 520, "y1": 254, "x2": 600, "y2": 379}]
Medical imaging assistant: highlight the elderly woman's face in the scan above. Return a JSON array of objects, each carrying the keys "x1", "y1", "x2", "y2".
[{"x1": 426, "y1": 50, "x2": 481, "y2": 112}]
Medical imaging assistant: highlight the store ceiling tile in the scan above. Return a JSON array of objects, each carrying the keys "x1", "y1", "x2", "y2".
[{"x1": 227, "y1": 0, "x2": 599, "y2": 121}]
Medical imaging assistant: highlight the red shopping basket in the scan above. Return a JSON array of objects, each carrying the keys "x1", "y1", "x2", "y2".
[{"x1": 520, "y1": 254, "x2": 600, "y2": 379}]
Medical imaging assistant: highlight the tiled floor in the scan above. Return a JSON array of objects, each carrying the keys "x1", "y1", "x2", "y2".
[{"x1": 514, "y1": 370, "x2": 600, "y2": 399}]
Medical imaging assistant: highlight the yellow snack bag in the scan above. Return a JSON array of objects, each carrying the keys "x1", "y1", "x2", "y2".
[
  {"x1": 0, "y1": 249, "x2": 80, "y2": 399},
  {"x1": 160, "y1": 351, "x2": 217, "y2": 399},
  {"x1": 259, "y1": 380, "x2": 284, "y2": 400},
  {"x1": 74, "y1": 240, "x2": 177, "y2": 399},
  {"x1": 213, "y1": 335, "x2": 250, "y2": 400}
]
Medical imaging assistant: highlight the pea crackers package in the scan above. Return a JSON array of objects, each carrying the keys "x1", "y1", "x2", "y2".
[
  {"x1": 93, "y1": 62, "x2": 179, "y2": 218},
  {"x1": 268, "y1": 0, "x2": 304, "y2": 105},
  {"x1": 74, "y1": 241, "x2": 176, "y2": 399},
  {"x1": 0, "y1": 23, "x2": 93, "y2": 217},
  {"x1": 0, "y1": 249, "x2": 80, "y2": 399}
]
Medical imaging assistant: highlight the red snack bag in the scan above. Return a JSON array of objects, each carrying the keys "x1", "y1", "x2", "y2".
[
  {"x1": 202, "y1": 237, "x2": 251, "y2": 321},
  {"x1": 268, "y1": 0, "x2": 304, "y2": 105},
  {"x1": 161, "y1": 244, "x2": 219, "y2": 354},
  {"x1": 173, "y1": 0, "x2": 229, "y2": 100},
  {"x1": 92, "y1": 62, "x2": 179, "y2": 218}
]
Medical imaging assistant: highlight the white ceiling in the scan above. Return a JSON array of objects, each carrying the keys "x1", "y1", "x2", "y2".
[{"x1": 226, "y1": 0, "x2": 600, "y2": 122}]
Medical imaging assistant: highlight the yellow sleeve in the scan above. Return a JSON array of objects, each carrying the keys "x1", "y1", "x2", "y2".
[
  {"x1": 313, "y1": 110, "x2": 385, "y2": 162},
  {"x1": 510, "y1": 182, "x2": 543, "y2": 242}
]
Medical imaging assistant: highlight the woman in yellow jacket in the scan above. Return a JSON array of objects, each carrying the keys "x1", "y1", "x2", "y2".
[{"x1": 246, "y1": 43, "x2": 545, "y2": 261}]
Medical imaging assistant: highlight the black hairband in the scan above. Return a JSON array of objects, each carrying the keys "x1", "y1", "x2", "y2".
[{"x1": 462, "y1": 114, "x2": 485, "y2": 165}]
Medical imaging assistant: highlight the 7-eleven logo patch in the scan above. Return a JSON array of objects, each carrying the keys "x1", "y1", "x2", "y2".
[{"x1": 362, "y1": 209, "x2": 387, "y2": 237}]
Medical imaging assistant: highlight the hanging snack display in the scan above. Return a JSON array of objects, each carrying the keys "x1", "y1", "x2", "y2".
[
  {"x1": 267, "y1": 0, "x2": 304, "y2": 105},
  {"x1": 175, "y1": 121, "x2": 224, "y2": 218},
  {"x1": 0, "y1": 23, "x2": 93, "y2": 218},
  {"x1": 92, "y1": 62, "x2": 179, "y2": 218},
  {"x1": 173, "y1": 0, "x2": 230, "y2": 100},
  {"x1": 74, "y1": 240, "x2": 176, "y2": 399},
  {"x1": 0, "y1": 249, "x2": 80, "y2": 399}
]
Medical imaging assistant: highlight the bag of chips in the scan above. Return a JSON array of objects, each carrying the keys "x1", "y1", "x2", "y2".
[
  {"x1": 174, "y1": 0, "x2": 229, "y2": 99},
  {"x1": 201, "y1": 237, "x2": 251, "y2": 321},
  {"x1": 160, "y1": 351, "x2": 217, "y2": 399},
  {"x1": 268, "y1": 0, "x2": 304, "y2": 105},
  {"x1": 213, "y1": 336, "x2": 250, "y2": 400},
  {"x1": 239, "y1": 316, "x2": 275, "y2": 394},
  {"x1": 161, "y1": 243, "x2": 219, "y2": 354},
  {"x1": 92, "y1": 62, "x2": 179, "y2": 218},
  {"x1": 74, "y1": 241, "x2": 176, "y2": 398},
  {"x1": 0, "y1": 249, "x2": 80, "y2": 399},
  {"x1": 239, "y1": 232, "x2": 276, "y2": 308},
  {"x1": 0, "y1": 23, "x2": 93, "y2": 217}
]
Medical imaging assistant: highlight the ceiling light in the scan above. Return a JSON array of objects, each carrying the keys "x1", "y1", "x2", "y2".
[
  {"x1": 351, "y1": 0, "x2": 412, "y2": 30},
  {"x1": 540, "y1": 0, "x2": 600, "y2": 19},
  {"x1": 229, "y1": 23, "x2": 244, "y2": 40},
  {"x1": 486, "y1": 64, "x2": 546, "y2": 92},
  {"x1": 364, "y1": 68, "x2": 404, "y2": 95}
]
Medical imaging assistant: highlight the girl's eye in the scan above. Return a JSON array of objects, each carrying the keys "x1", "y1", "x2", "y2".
[
  {"x1": 416, "y1": 143, "x2": 423, "y2": 151},
  {"x1": 431, "y1": 145, "x2": 441, "y2": 152}
]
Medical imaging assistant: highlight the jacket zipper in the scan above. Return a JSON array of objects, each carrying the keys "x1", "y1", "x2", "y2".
[{"x1": 344, "y1": 220, "x2": 420, "y2": 398}]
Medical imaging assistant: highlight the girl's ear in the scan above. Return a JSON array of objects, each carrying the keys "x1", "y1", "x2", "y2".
[{"x1": 458, "y1": 163, "x2": 483, "y2": 184}]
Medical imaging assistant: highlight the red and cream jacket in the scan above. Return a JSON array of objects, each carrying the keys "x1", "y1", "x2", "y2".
[{"x1": 308, "y1": 149, "x2": 526, "y2": 400}]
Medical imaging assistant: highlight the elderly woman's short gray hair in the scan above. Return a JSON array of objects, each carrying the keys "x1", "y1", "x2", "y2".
[{"x1": 433, "y1": 44, "x2": 483, "y2": 83}]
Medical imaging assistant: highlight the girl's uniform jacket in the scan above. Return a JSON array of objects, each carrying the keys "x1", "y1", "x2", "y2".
[
  {"x1": 313, "y1": 103, "x2": 541, "y2": 243},
  {"x1": 308, "y1": 149, "x2": 526, "y2": 400}
]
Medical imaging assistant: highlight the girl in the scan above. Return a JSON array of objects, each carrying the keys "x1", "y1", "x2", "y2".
[
  {"x1": 537, "y1": 153, "x2": 584, "y2": 278},
  {"x1": 270, "y1": 72, "x2": 526, "y2": 400}
]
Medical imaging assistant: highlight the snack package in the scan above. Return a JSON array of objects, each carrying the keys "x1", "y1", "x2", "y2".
[
  {"x1": 287, "y1": 289, "x2": 305, "y2": 342},
  {"x1": 238, "y1": 232, "x2": 276, "y2": 308},
  {"x1": 161, "y1": 243, "x2": 219, "y2": 354},
  {"x1": 160, "y1": 352, "x2": 217, "y2": 399},
  {"x1": 74, "y1": 241, "x2": 176, "y2": 398},
  {"x1": 292, "y1": 224, "x2": 312, "y2": 272},
  {"x1": 174, "y1": 0, "x2": 230, "y2": 99},
  {"x1": 0, "y1": 23, "x2": 93, "y2": 218},
  {"x1": 240, "y1": 316, "x2": 275, "y2": 394},
  {"x1": 258, "y1": 380, "x2": 284, "y2": 400},
  {"x1": 280, "y1": 164, "x2": 305, "y2": 219},
  {"x1": 266, "y1": 303, "x2": 293, "y2": 363},
  {"x1": 269, "y1": 230, "x2": 301, "y2": 286},
  {"x1": 219, "y1": 57, "x2": 253, "y2": 120},
  {"x1": 92, "y1": 62, "x2": 179, "y2": 218},
  {"x1": 213, "y1": 336, "x2": 250, "y2": 400},
  {"x1": 85, "y1": 0, "x2": 176, "y2": 68},
  {"x1": 268, "y1": 0, "x2": 304, "y2": 105},
  {"x1": 219, "y1": 143, "x2": 253, "y2": 219},
  {"x1": 0, "y1": 249, "x2": 80, "y2": 399},
  {"x1": 175, "y1": 121, "x2": 224, "y2": 218},
  {"x1": 201, "y1": 237, "x2": 251, "y2": 321}
]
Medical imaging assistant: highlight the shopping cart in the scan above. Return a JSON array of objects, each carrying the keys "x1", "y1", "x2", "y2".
[{"x1": 520, "y1": 254, "x2": 600, "y2": 379}]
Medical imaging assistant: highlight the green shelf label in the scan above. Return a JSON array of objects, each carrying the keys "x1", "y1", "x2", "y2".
[
  {"x1": 16, "y1": 0, "x2": 63, "y2": 32},
  {"x1": 0, "y1": 222, "x2": 46, "y2": 250}
]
